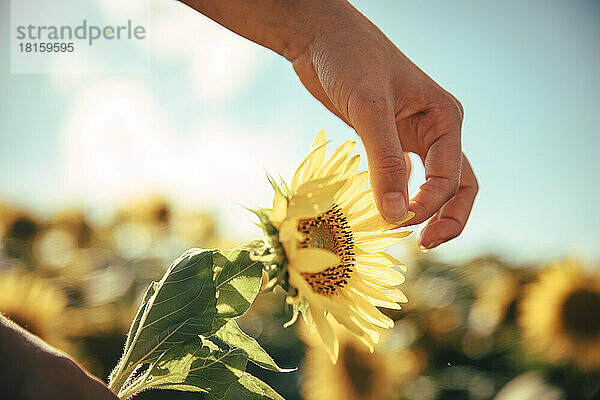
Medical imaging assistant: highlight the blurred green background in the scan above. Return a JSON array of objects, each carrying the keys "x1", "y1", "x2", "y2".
[{"x1": 1, "y1": 0, "x2": 599, "y2": 399}]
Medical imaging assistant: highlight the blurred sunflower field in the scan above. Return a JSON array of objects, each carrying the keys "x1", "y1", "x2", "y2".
[{"x1": 1, "y1": 197, "x2": 598, "y2": 400}]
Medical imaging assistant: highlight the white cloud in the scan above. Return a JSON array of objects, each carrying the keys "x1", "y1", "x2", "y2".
[
  {"x1": 151, "y1": 0, "x2": 263, "y2": 102},
  {"x1": 50, "y1": 0, "x2": 263, "y2": 102},
  {"x1": 61, "y1": 77, "x2": 302, "y2": 239}
]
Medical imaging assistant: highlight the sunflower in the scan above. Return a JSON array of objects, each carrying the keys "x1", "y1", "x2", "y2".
[
  {"x1": 115, "y1": 196, "x2": 171, "y2": 227},
  {"x1": 519, "y1": 260, "x2": 600, "y2": 370},
  {"x1": 0, "y1": 204, "x2": 40, "y2": 261},
  {"x1": 468, "y1": 269, "x2": 519, "y2": 335},
  {"x1": 300, "y1": 322, "x2": 420, "y2": 400},
  {"x1": 258, "y1": 130, "x2": 413, "y2": 362},
  {"x1": 0, "y1": 269, "x2": 69, "y2": 349}
]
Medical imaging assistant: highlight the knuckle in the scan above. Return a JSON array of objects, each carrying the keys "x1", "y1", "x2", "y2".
[
  {"x1": 439, "y1": 92, "x2": 464, "y2": 122},
  {"x1": 372, "y1": 153, "x2": 407, "y2": 176},
  {"x1": 430, "y1": 176, "x2": 459, "y2": 201},
  {"x1": 452, "y1": 96, "x2": 464, "y2": 119},
  {"x1": 351, "y1": 91, "x2": 392, "y2": 118}
]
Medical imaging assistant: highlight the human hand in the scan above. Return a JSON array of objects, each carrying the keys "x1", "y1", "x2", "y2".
[
  {"x1": 0, "y1": 315, "x2": 118, "y2": 400},
  {"x1": 290, "y1": 2, "x2": 478, "y2": 249},
  {"x1": 182, "y1": 0, "x2": 477, "y2": 249}
]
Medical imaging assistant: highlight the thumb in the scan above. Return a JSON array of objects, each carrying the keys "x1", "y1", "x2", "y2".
[{"x1": 349, "y1": 96, "x2": 408, "y2": 223}]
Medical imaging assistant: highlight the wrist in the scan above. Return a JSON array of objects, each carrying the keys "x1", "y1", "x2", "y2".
[
  {"x1": 182, "y1": 0, "x2": 354, "y2": 62},
  {"x1": 275, "y1": 0, "x2": 351, "y2": 61}
]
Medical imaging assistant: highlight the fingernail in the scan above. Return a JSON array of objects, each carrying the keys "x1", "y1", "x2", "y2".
[{"x1": 382, "y1": 192, "x2": 407, "y2": 223}]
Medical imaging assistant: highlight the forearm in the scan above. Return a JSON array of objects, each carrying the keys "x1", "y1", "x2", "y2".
[
  {"x1": 178, "y1": 0, "x2": 350, "y2": 60},
  {"x1": 0, "y1": 315, "x2": 54, "y2": 397},
  {"x1": 0, "y1": 314, "x2": 115, "y2": 400}
]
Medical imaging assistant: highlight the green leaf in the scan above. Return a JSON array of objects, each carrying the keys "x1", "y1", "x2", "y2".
[
  {"x1": 143, "y1": 336, "x2": 248, "y2": 399},
  {"x1": 109, "y1": 281, "x2": 157, "y2": 384},
  {"x1": 110, "y1": 247, "x2": 286, "y2": 400},
  {"x1": 110, "y1": 249, "x2": 217, "y2": 391},
  {"x1": 215, "y1": 320, "x2": 295, "y2": 372},
  {"x1": 211, "y1": 249, "x2": 263, "y2": 332},
  {"x1": 232, "y1": 373, "x2": 285, "y2": 400}
]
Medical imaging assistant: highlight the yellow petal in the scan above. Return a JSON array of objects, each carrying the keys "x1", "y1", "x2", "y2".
[
  {"x1": 291, "y1": 248, "x2": 340, "y2": 273},
  {"x1": 336, "y1": 171, "x2": 369, "y2": 206},
  {"x1": 301, "y1": 303, "x2": 315, "y2": 329},
  {"x1": 329, "y1": 313, "x2": 376, "y2": 352},
  {"x1": 351, "y1": 213, "x2": 394, "y2": 233},
  {"x1": 341, "y1": 155, "x2": 360, "y2": 179},
  {"x1": 362, "y1": 279, "x2": 408, "y2": 302},
  {"x1": 352, "y1": 276, "x2": 408, "y2": 303},
  {"x1": 348, "y1": 202, "x2": 378, "y2": 222},
  {"x1": 344, "y1": 282, "x2": 402, "y2": 310},
  {"x1": 343, "y1": 290, "x2": 394, "y2": 328},
  {"x1": 295, "y1": 175, "x2": 338, "y2": 197},
  {"x1": 303, "y1": 130, "x2": 327, "y2": 182},
  {"x1": 290, "y1": 165, "x2": 306, "y2": 193},
  {"x1": 270, "y1": 190, "x2": 287, "y2": 226},
  {"x1": 329, "y1": 296, "x2": 381, "y2": 347},
  {"x1": 354, "y1": 231, "x2": 412, "y2": 252},
  {"x1": 350, "y1": 315, "x2": 381, "y2": 345},
  {"x1": 313, "y1": 129, "x2": 326, "y2": 146},
  {"x1": 286, "y1": 181, "x2": 345, "y2": 219},
  {"x1": 369, "y1": 298, "x2": 403, "y2": 309},
  {"x1": 312, "y1": 305, "x2": 339, "y2": 363},
  {"x1": 318, "y1": 140, "x2": 356, "y2": 178},
  {"x1": 356, "y1": 264, "x2": 406, "y2": 286},
  {"x1": 279, "y1": 218, "x2": 303, "y2": 257},
  {"x1": 356, "y1": 251, "x2": 406, "y2": 271},
  {"x1": 344, "y1": 190, "x2": 374, "y2": 215},
  {"x1": 291, "y1": 139, "x2": 328, "y2": 192}
]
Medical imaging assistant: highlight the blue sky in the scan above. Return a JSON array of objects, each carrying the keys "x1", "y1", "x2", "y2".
[{"x1": 1, "y1": 0, "x2": 599, "y2": 264}]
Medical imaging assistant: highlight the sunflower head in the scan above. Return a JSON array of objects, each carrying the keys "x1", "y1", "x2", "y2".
[
  {"x1": 52, "y1": 209, "x2": 93, "y2": 247},
  {"x1": 255, "y1": 130, "x2": 413, "y2": 362},
  {"x1": 0, "y1": 269, "x2": 69, "y2": 348},
  {"x1": 300, "y1": 322, "x2": 419, "y2": 400},
  {"x1": 519, "y1": 260, "x2": 600, "y2": 370},
  {"x1": 116, "y1": 196, "x2": 171, "y2": 227}
]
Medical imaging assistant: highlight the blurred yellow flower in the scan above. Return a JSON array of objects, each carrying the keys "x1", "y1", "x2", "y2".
[
  {"x1": 469, "y1": 269, "x2": 519, "y2": 335},
  {"x1": 51, "y1": 209, "x2": 93, "y2": 247},
  {"x1": 33, "y1": 228, "x2": 78, "y2": 270},
  {"x1": 267, "y1": 130, "x2": 413, "y2": 362},
  {"x1": 115, "y1": 196, "x2": 171, "y2": 227},
  {"x1": 0, "y1": 269, "x2": 68, "y2": 349},
  {"x1": 0, "y1": 204, "x2": 40, "y2": 260},
  {"x1": 0, "y1": 203, "x2": 39, "y2": 242},
  {"x1": 300, "y1": 323, "x2": 419, "y2": 400},
  {"x1": 171, "y1": 208, "x2": 220, "y2": 247},
  {"x1": 519, "y1": 260, "x2": 600, "y2": 370}
]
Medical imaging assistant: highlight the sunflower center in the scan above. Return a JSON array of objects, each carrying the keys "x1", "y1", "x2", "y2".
[
  {"x1": 560, "y1": 288, "x2": 600, "y2": 340},
  {"x1": 298, "y1": 204, "x2": 355, "y2": 296}
]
